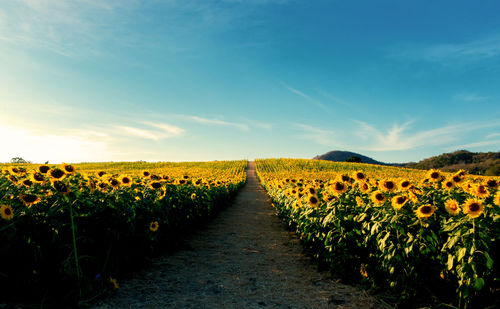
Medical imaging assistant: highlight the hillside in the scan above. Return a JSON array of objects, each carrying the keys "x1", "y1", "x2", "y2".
[
  {"x1": 313, "y1": 149, "x2": 500, "y2": 175},
  {"x1": 406, "y1": 150, "x2": 500, "y2": 176},
  {"x1": 313, "y1": 150, "x2": 386, "y2": 165}
]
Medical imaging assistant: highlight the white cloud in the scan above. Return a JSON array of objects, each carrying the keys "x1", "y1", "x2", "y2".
[
  {"x1": 446, "y1": 139, "x2": 500, "y2": 150},
  {"x1": 354, "y1": 120, "x2": 500, "y2": 151},
  {"x1": 389, "y1": 34, "x2": 500, "y2": 63},
  {"x1": 143, "y1": 121, "x2": 185, "y2": 136},
  {"x1": 185, "y1": 115, "x2": 249, "y2": 131},
  {"x1": 453, "y1": 93, "x2": 490, "y2": 102},
  {"x1": 282, "y1": 83, "x2": 327, "y2": 109},
  {"x1": 295, "y1": 123, "x2": 338, "y2": 146},
  {"x1": 114, "y1": 125, "x2": 161, "y2": 140},
  {"x1": 487, "y1": 133, "x2": 500, "y2": 139}
]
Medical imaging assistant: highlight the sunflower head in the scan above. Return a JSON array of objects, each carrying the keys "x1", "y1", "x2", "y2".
[
  {"x1": 427, "y1": 169, "x2": 442, "y2": 182},
  {"x1": 150, "y1": 221, "x2": 159, "y2": 232},
  {"x1": 97, "y1": 171, "x2": 106, "y2": 178},
  {"x1": 48, "y1": 168, "x2": 66, "y2": 181},
  {"x1": 416, "y1": 204, "x2": 436, "y2": 219},
  {"x1": 119, "y1": 175, "x2": 132, "y2": 186},
  {"x1": 191, "y1": 193, "x2": 196, "y2": 200},
  {"x1": 19, "y1": 194, "x2": 41, "y2": 207},
  {"x1": 473, "y1": 184, "x2": 489, "y2": 198},
  {"x1": 53, "y1": 181, "x2": 71, "y2": 195},
  {"x1": 141, "y1": 171, "x2": 151, "y2": 179},
  {"x1": 462, "y1": 199, "x2": 484, "y2": 218},
  {"x1": 370, "y1": 190, "x2": 386, "y2": 205},
  {"x1": 358, "y1": 181, "x2": 370, "y2": 193},
  {"x1": 399, "y1": 179, "x2": 411, "y2": 191},
  {"x1": 8, "y1": 166, "x2": 23, "y2": 176},
  {"x1": 356, "y1": 196, "x2": 364, "y2": 206},
  {"x1": 306, "y1": 186, "x2": 317, "y2": 195},
  {"x1": 391, "y1": 195, "x2": 408, "y2": 210},
  {"x1": 485, "y1": 178, "x2": 498, "y2": 190},
  {"x1": 62, "y1": 163, "x2": 76, "y2": 175},
  {"x1": 149, "y1": 181, "x2": 162, "y2": 190},
  {"x1": 380, "y1": 179, "x2": 396, "y2": 192},
  {"x1": 493, "y1": 191, "x2": 500, "y2": 207},
  {"x1": 442, "y1": 179, "x2": 455, "y2": 190},
  {"x1": 21, "y1": 178, "x2": 34, "y2": 187},
  {"x1": 307, "y1": 195, "x2": 320, "y2": 208},
  {"x1": 31, "y1": 172, "x2": 46, "y2": 183},
  {"x1": 330, "y1": 181, "x2": 347, "y2": 195},
  {"x1": 353, "y1": 171, "x2": 366, "y2": 181},
  {"x1": 37, "y1": 165, "x2": 51, "y2": 174},
  {"x1": 0, "y1": 204, "x2": 14, "y2": 220},
  {"x1": 109, "y1": 178, "x2": 121, "y2": 189},
  {"x1": 444, "y1": 199, "x2": 460, "y2": 216}
]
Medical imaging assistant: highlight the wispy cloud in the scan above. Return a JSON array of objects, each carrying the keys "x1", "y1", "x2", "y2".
[
  {"x1": 487, "y1": 133, "x2": 500, "y2": 139},
  {"x1": 446, "y1": 139, "x2": 500, "y2": 150},
  {"x1": 282, "y1": 82, "x2": 327, "y2": 109},
  {"x1": 355, "y1": 120, "x2": 500, "y2": 151},
  {"x1": 295, "y1": 123, "x2": 338, "y2": 146},
  {"x1": 389, "y1": 34, "x2": 500, "y2": 64},
  {"x1": 142, "y1": 121, "x2": 185, "y2": 137},
  {"x1": 243, "y1": 118, "x2": 273, "y2": 130},
  {"x1": 453, "y1": 93, "x2": 490, "y2": 102},
  {"x1": 184, "y1": 115, "x2": 249, "y2": 131},
  {"x1": 115, "y1": 122, "x2": 185, "y2": 140},
  {"x1": 316, "y1": 89, "x2": 351, "y2": 107}
]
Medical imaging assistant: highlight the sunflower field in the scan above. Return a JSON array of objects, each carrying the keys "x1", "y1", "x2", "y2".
[
  {"x1": 0, "y1": 160, "x2": 246, "y2": 306},
  {"x1": 256, "y1": 158, "x2": 499, "y2": 308}
]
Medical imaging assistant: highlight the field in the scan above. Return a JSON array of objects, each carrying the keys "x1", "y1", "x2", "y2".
[
  {"x1": 255, "y1": 158, "x2": 499, "y2": 308},
  {"x1": 0, "y1": 160, "x2": 247, "y2": 306}
]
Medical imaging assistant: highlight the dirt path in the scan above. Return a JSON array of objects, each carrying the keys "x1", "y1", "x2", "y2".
[{"x1": 93, "y1": 162, "x2": 384, "y2": 309}]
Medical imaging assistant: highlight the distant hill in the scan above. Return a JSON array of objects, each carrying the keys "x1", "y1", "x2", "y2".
[
  {"x1": 313, "y1": 149, "x2": 500, "y2": 176},
  {"x1": 313, "y1": 151, "x2": 387, "y2": 165},
  {"x1": 405, "y1": 150, "x2": 500, "y2": 176}
]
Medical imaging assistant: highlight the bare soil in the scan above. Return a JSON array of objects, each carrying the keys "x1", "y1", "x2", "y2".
[{"x1": 92, "y1": 162, "x2": 385, "y2": 309}]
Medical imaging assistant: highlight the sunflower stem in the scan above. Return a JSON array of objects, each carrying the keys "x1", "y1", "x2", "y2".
[{"x1": 69, "y1": 201, "x2": 82, "y2": 297}]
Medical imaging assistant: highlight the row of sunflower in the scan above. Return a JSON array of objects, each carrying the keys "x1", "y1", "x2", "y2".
[
  {"x1": 255, "y1": 158, "x2": 499, "y2": 309},
  {"x1": 0, "y1": 161, "x2": 246, "y2": 306}
]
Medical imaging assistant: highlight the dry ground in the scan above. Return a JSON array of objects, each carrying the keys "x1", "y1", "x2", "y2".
[{"x1": 93, "y1": 162, "x2": 385, "y2": 309}]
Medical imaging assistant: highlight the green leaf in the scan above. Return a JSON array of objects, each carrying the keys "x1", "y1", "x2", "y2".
[
  {"x1": 447, "y1": 254, "x2": 454, "y2": 271},
  {"x1": 484, "y1": 252, "x2": 494, "y2": 270},
  {"x1": 457, "y1": 247, "x2": 467, "y2": 262},
  {"x1": 473, "y1": 277, "x2": 485, "y2": 291}
]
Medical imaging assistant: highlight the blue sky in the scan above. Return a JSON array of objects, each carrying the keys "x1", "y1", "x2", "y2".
[{"x1": 1, "y1": 0, "x2": 499, "y2": 163}]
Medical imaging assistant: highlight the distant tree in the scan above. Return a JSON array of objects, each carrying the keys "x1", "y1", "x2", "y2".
[
  {"x1": 485, "y1": 164, "x2": 500, "y2": 176},
  {"x1": 345, "y1": 156, "x2": 362, "y2": 163},
  {"x1": 11, "y1": 157, "x2": 31, "y2": 163}
]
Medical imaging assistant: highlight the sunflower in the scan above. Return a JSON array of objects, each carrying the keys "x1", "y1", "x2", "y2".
[
  {"x1": 97, "y1": 182, "x2": 108, "y2": 192},
  {"x1": 0, "y1": 204, "x2": 14, "y2": 220},
  {"x1": 191, "y1": 193, "x2": 196, "y2": 200},
  {"x1": 48, "y1": 168, "x2": 66, "y2": 181},
  {"x1": 97, "y1": 171, "x2": 106, "y2": 178},
  {"x1": 472, "y1": 184, "x2": 489, "y2": 198},
  {"x1": 356, "y1": 196, "x2": 364, "y2": 206},
  {"x1": 141, "y1": 171, "x2": 151, "y2": 179},
  {"x1": 37, "y1": 165, "x2": 51, "y2": 174},
  {"x1": 21, "y1": 178, "x2": 34, "y2": 187},
  {"x1": 149, "y1": 181, "x2": 162, "y2": 190},
  {"x1": 353, "y1": 171, "x2": 366, "y2": 182},
  {"x1": 8, "y1": 166, "x2": 23, "y2": 175},
  {"x1": 451, "y1": 171, "x2": 465, "y2": 184},
  {"x1": 109, "y1": 178, "x2": 121, "y2": 189},
  {"x1": 442, "y1": 178, "x2": 455, "y2": 190},
  {"x1": 398, "y1": 179, "x2": 411, "y2": 191},
  {"x1": 493, "y1": 191, "x2": 500, "y2": 207},
  {"x1": 53, "y1": 181, "x2": 71, "y2": 195},
  {"x1": 462, "y1": 199, "x2": 484, "y2": 218},
  {"x1": 305, "y1": 186, "x2": 317, "y2": 196},
  {"x1": 360, "y1": 264, "x2": 368, "y2": 278},
  {"x1": 330, "y1": 181, "x2": 347, "y2": 195},
  {"x1": 416, "y1": 204, "x2": 435, "y2": 219},
  {"x1": 485, "y1": 179, "x2": 498, "y2": 190},
  {"x1": 31, "y1": 172, "x2": 45, "y2": 183},
  {"x1": 391, "y1": 196, "x2": 408, "y2": 211},
  {"x1": 163, "y1": 175, "x2": 170, "y2": 181},
  {"x1": 150, "y1": 221, "x2": 159, "y2": 232},
  {"x1": 323, "y1": 194, "x2": 335, "y2": 202},
  {"x1": 427, "y1": 169, "x2": 442, "y2": 182},
  {"x1": 307, "y1": 195, "x2": 320, "y2": 208},
  {"x1": 61, "y1": 163, "x2": 76, "y2": 175},
  {"x1": 117, "y1": 175, "x2": 132, "y2": 187},
  {"x1": 358, "y1": 181, "x2": 370, "y2": 193},
  {"x1": 444, "y1": 199, "x2": 460, "y2": 216},
  {"x1": 370, "y1": 190, "x2": 386, "y2": 205},
  {"x1": 380, "y1": 179, "x2": 396, "y2": 192},
  {"x1": 19, "y1": 194, "x2": 41, "y2": 207}
]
